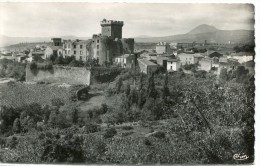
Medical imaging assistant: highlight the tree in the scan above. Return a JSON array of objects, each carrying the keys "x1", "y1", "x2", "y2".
[
  {"x1": 54, "y1": 55, "x2": 64, "y2": 65},
  {"x1": 12, "y1": 118, "x2": 21, "y2": 133},
  {"x1": 147, "y1": 73, "x2": 157, "y2": 99},
  {"x1": 138, "y1": 73, "x2": 145, "y2": 108},
  {"x1": 162, "y1": 72, "x2": 170, "y2": 99},
  {"x1": 236, "y1": 66, "x2": 249, "y2": 83},
  {"x1": 115, "y1": 77, "x2": 123, "y2": 93},
  {"x1": 125, "y1": 83, "x2": 131, "y2": 96},
  {"x1": 71, "y1": 108, "x2": 79, "y2": 124},
  {"x1": 219, "y1": 68, "x2": 229, "y2": 82}
]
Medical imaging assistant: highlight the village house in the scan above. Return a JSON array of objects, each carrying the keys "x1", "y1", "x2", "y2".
[
  {"x1": 203, "y1": 51, "x2": 223, "y2": 58},
  {"x1": 212, "y1": 57, "x2": 219, "y2": 68},
  {"x1": 217, "y1": 58, "x2": 240, "y2": 75},
  {"x1": 177, "y1": 53, "x2": 204, "y2": 65},
  {"x1": 156, "y1": 54, "x2": 175, "y2": 69},
  {"x1": 138, "y1": 58, "x2": 158, "y2": 74},
  {"x1": 114, "y1": 54, "x2": 136, "y2": 68},
  {"x1": 167, "y1": 58, "x2": 180, "y2": 72},
  {"x1": 62, "y1": 40, "x2": 74, "y2": 57},
  {"x1": 72, "y1": 40, "x2": 92, "y2": 61},
  {"x1": 199, "y1": 58, "x2": 212, "y2": 72},
  {"x1": 227, "y1": 52, "x2": 254, "y2": 63},
  {"x1": 140, "y1": 52, "x2": 157, "y2": 61},
  {"x1": 44, "y1": 46, "x2": 63, "y2": 59},
  {"x1": 156, "y1": 42, "x2": 172, "y2": 55}
]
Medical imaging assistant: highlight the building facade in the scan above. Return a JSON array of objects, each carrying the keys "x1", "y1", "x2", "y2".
[
  {"x1": 177, "y1": 53, "x2": 203, "y2": 65},
  {"x1": 167, "y1": 59, "x2": 180, "y2": 72},
  {"x1": 156, "y1": 42, "x2": 172, "y2": 55},
  {"x1": 199, "y1": 58, "x2": 212, "y2": 72},
  {"x1": 138, "y1": 58, "x2": 158, "y2": 74}
]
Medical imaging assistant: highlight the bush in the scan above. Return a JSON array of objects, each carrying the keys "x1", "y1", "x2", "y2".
[
  {"x1": 143, "y1": 137, "x2": 152, "y2": 146},
  {"x1": 121, "y1": 125, "x2": 134, "y2": 130},
  {"x1": 103, "y1": 127, "x2": 117, "y2": 139},
  {"x1": 30, "y1": 62, "x2": 38, "y2": 70},
  {"x1": 82, "y1": 123, "x2": 101, "y2": 134}
]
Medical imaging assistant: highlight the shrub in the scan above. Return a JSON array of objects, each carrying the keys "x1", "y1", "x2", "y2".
[
  {"x1": 30, "y1": 62, "x2": 38, "y2": 70},
  {"x1": 82, "y1": 123, "x2": 101, "y2": 134},
  {"x1": 143, "y1": 137, "x2": 152, "y2": 146},
  {"x1": 103, "y1": 127, "x2": 117, "y2": 139},
  {"x1": 121, "y1": 125, "x2": 134, "y2": 130}
]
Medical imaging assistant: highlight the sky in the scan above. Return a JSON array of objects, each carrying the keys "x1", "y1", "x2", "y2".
[{"x1": 0, "y1": 3, "x2": 255, "y2": 38}]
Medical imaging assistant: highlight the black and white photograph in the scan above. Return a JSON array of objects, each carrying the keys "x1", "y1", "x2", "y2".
[{"x1": 0, "y1": 1, "x2": 257, "y2": 165}]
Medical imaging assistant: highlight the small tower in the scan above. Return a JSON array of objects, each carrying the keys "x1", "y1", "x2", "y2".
[
  {"x1": 100, "y1": 19, "x2": 124, "y2": 40},
  {"x1": 51, "y1": 38, "x2": 62, "y2": 46}
]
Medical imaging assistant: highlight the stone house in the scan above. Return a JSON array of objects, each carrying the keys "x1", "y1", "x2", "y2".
[
  {"x1": 63, "y1": 40, "x2": 74, "y2": 57},
  {"x1": 138, "y1": 58, "x2": 158, "y2": 74},
  {"x1": 72, "y1": 40, "x2": 92, "y2": 61},
  {"x1": 156, "y1": 42, "x2": 172, "y2": 55},
  {"x1": 177, "y1": 53, "x2": 203, "y2": 65},
  {"x1": 227, "y1": 52, "x2": 254, "y2": 64},
  {"x1": 167, "y1": 58, "x2": 180, "y2": 72},
  {"x1": 199, "y1": 58, "x2": 212, "y2": 72},
  {"x1": 217, "y1": 59, "x2": 240, "y2": 75},
  {"x1": 114, "y1": 54, "x2": 136, "y2": 68},
  {"x1": 203, "y1": 51, "x2": 223, "y2": 58}
]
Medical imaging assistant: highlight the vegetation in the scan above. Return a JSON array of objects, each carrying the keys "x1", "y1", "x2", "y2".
[
  {"x1": 233, "y1": 44, "x2": 255, "y2": 53},
  {"x1": 0, "y1": 59, "x2": 26, "y2": 81},
  {"x1": 0, "y1": 61, "x2": 255, "y2": 164}
]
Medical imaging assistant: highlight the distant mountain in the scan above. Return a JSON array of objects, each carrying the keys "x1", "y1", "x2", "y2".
[
  {"x1": 135, "y1": 24, "x2": 254, "y2": 44},
  {"x1": 0, "y1": 35, "x2": 90, "y2": 48},
  {"x1": 187, "y1": 24, "x2": 218, "y2": 34}
]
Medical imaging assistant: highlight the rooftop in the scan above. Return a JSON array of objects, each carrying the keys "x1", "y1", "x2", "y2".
[
  {"x1": 138, "y1": 58, "x2": 157, "y2": 66},
  {"x1": 167, "y1": 58, "x2": 179, "y2": 62}
]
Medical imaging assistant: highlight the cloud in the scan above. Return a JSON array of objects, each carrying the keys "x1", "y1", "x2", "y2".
[{"x1": 0, "y1": 3, "x2": 254, "y2": 38}]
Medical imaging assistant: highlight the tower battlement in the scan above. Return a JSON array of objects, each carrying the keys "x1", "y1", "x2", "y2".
[{"x1": 100, "y1": 19, "x2": 124, "y2": 26}]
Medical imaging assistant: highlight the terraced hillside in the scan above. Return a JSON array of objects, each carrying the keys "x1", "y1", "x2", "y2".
[{"x1": 0, "y1": 82, "x2": 83, "y2": 108}]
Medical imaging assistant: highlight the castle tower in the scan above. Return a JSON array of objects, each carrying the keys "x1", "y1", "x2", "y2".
[{"x1": 100, "y1": 19, "x2": 124, "y2": 40}]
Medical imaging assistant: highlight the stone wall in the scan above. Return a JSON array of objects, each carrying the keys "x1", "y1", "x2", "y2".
[{"x1": 26, "y1": 65, "x2": 91, "y2": 85}]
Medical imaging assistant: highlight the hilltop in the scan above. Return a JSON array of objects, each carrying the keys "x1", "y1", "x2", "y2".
[{"x1": 134, "y1": 24, "x2": 254, "y2": 44}]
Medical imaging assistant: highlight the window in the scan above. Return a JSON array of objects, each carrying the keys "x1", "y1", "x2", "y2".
[
  {"x1": 80, "y1": 45, "x2": 82, "y2": 49},
  {"x1": 171, "y1": 62, "x2": 172, "y2": 64},
  {"x1": 74, "y1": 45, "x2": 76, "y2": 48},
  {"x1": 80, "y1": 51, "x2": 83, "y2": 55},
  {"x1": 97, "y1": 51, "x2": 99, "y2": 56},
  {"x1": 80, "y1": 56, "x2": 82, "y2": 60},
  {"x1": 97, "y1": 40, "x2": 99, "y2": 43},
  {"x1": 74, "y1": 51, "x2": 76, "y2": 54},
  {"x1": 68, "y1": 50, "x2": 70, "y2": 54},
  {"x1": 97, "y1": 45, "x2": 99, "y2": 49},
  {"x1": 171, "y1": 66, "x2": 172, "y2": 70},
  {"x1": 65, "y1": 50, "x2": 67, "y2": 54}
]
